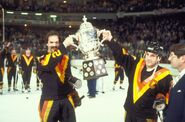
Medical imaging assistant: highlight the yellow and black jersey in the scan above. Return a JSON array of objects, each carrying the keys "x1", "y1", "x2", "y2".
[
  {"x1": 34, "y1": 50, "x2": 48, "y2": 72},
  {"x1": 115, "y1": 63, "x2": 124, "y2": 70},
  {"x1": 106, "y1": 41, "x2": 173, "y2": 119},
  {"x1": 0, "y1": 49, "x2": 7, "y2": 68},
  {"x1": 37, "y1": 47, "x2": 74, "y2": 100},
  {"x1": 19, "y1": 54, "x2": 34, "y2": 71},
  {"x1": 115, "y1": 63, "x2": 121, "y2": 68},
  {"x1": 6, "y1": 52, "x2": 18, "y2": 68}
]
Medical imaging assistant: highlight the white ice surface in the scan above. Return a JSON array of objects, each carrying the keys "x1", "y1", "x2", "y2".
[
  {"x1": 1, "y1": 63, "x2": 178, "y2": 122},
  {"x1": 0, "y1": 67, "x2": 129, "y2": 122}
]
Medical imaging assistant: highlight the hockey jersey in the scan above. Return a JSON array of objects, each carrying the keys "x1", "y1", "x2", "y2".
[
  {"x1": 37, "y1": 46, "x2": 74, "y2": 100},
  {"x1": 106, "y1": 41, "x2": 173, "y2": 119}
]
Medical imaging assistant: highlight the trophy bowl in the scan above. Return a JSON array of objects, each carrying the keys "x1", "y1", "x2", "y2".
[{"x1": 72, "y1": 15, "x2": 108, "y2": 80}]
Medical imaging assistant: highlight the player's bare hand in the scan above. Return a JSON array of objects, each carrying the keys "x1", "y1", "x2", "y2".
[
  {"x1": 99, "y1": 29, "x2": 113, "y2": 42},
  {"x1": 63, "y1": 35, "x2": 75, "y2": 47}
]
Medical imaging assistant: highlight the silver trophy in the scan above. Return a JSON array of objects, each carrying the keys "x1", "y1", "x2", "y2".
[{"x1": 72, "y1": 15, "x2": 108, "y2": 80}]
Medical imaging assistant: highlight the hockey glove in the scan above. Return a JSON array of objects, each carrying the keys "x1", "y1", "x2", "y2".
[{"x1": 68, "y1": 89, "x2": 84, "y2": 108}]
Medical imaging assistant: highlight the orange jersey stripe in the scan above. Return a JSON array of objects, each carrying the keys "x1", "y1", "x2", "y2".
[{"x1": 40, "y1": 100, "x2": 54, "y2": 122}]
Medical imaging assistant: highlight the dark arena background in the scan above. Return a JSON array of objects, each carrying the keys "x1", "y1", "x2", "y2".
[{"x1": 0, "y1": 0, "x2": 184, "y2": 122}]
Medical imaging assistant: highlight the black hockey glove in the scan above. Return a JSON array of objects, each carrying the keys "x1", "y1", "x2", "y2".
[{"x1": 68, "y1": 89, "x2": 84, "y2": 108}]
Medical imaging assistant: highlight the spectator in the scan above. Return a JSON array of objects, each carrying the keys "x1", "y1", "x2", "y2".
[{"x1": 165, "y1": 43, "x2": 185, "y2": 122}]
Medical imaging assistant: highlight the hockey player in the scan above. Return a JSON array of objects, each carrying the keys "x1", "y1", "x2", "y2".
[
  {"x1": 37, "y1": 31, "x2": 82, "y2": 122},
  {"x1": 112, "y1": 62, "x2": 125, "y2": 90},
  {"x1": 19, "y1": 48, "x2": 34, "y2": 92},
  {"x1": 102, "y1": 30, "x2": 173, "y2": 122},
  {"x1": 0, "y1": 42, "x2": 10, "y2": 94},
  {"x1": 6, "y1": 48, "x2": 19, "y2": 91}
]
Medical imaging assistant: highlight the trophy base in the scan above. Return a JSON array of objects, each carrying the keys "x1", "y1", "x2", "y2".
[{"x1": 82, "y1": 58, "x2": 108, "y2": 80}]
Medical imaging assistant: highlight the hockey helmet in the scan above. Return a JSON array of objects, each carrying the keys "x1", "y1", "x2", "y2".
[{"x1": 145, "y1": 41, "x2": 163, "y2": 56}]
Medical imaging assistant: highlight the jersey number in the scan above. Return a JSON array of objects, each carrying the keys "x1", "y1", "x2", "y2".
[{"x1": 52, "y1": 50, "x2": 62, "y2": 58}]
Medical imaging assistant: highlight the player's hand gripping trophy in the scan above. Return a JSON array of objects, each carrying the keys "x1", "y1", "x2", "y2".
[{"x1": 68, "y1": 15, "x2": 111, "y2": 80}]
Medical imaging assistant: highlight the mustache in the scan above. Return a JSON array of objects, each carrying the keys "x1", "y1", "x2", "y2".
[
  {"x1": 51, "y1": 46, "x2": 58, "y2": 49},
  {"x1": 50, "y1": 47, "x2": 58, "y2": 51}
]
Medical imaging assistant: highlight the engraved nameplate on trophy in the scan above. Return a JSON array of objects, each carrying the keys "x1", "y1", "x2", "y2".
[{"x1": 72, "y1": 15, "x2": 108, "y2": 80}]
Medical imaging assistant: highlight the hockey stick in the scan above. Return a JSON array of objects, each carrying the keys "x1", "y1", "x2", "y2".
[
  {"x1": 101, "y1": 77, "x2": 105, "y2": 93},
  {"x1": 14, "y1": 64, "x2": 19, "y2": 91},
  {"x1": 71, "y1": 65, "x2": 83, "y2": 74}
]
